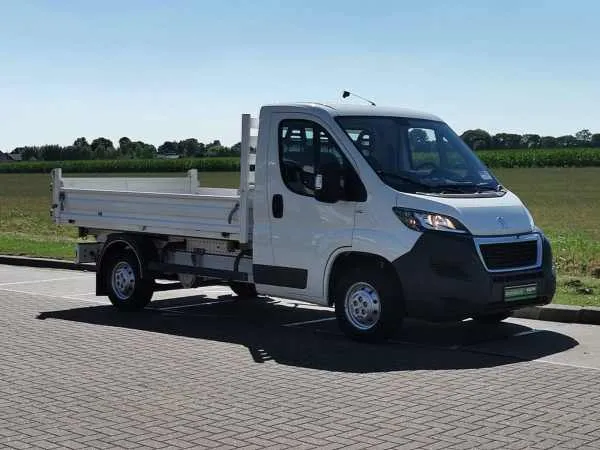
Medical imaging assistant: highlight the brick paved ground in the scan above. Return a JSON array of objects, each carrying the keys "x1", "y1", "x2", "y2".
[{"x1": 1, "y1": 267, "x2": 600, "y2": 449}]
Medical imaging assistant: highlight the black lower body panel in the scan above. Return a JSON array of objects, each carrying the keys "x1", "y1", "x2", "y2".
[
  {"x1": 253, "y1": 264, "x2": 307, "y2": 289},
  {"x1": 392, "y1": 232, "x2": 556, "y2": 322}
]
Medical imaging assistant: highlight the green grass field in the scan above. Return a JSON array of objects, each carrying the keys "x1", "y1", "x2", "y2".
[{"x1": 1, "y1": 168, "x2": 598, "y2": 306}]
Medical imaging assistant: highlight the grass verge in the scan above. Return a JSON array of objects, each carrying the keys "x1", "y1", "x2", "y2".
[
  {"x1": 554, "y1": 276, "x2": 600, "y2": 307},
  {"x1": 0, "y1": 234, "x2": 77, "y2": 260}
]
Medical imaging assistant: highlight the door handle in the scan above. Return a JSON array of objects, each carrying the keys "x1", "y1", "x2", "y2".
[{"x1": 272, "y1": 194, "x2": 283, "y2": 218}]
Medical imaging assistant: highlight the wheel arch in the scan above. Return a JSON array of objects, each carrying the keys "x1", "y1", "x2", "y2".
[
  {"x1": 325, "y1": 251, "x2": 402, "y2": 306},
  {"x1": 96, "y1": 234, "x2": 157, "y2": 295}
]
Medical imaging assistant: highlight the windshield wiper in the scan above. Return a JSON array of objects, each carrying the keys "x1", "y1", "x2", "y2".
[
  {"x1": 375, "y1": 171, "x2": 435, "y2": 189},
  {"x1": 376, "y1": 171, "x2": 505, "y2": 194},
  {"x1": 432, "y1": 185, "x2": 472, "y2": 194},
  {"x1": 430, "y1": 182, "x2": 505, "y2": 194},
  {"x1": 473, "y1": 183, "x2": 506, "y2": 193}
]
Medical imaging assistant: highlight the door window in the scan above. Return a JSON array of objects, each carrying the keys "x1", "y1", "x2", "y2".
[{"x1": 279, "y1": 120, "x2": 352, "y2": 197}]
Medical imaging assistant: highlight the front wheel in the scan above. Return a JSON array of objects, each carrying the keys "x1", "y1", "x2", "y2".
[
  {"x1": 333, "y1": 266, "x2": 403, "y2": 342},
  {"x1": 104, "y1": 251, "x2": 154, "y2": 311}
]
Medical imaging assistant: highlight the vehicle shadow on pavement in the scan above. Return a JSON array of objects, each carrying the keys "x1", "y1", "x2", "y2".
[{"x1": 37, "y1": 295, "x2": 579, "y2": 373}]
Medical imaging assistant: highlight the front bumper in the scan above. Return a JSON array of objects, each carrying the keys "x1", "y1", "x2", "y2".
[{"x1": 392, "y1": 231, "x2": 556, "y2": 321}]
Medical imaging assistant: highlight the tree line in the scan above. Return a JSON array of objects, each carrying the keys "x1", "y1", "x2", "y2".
[
  {"x1": 3, "y1": 137, "x2": 241, "y2": 161},
  {"x1": 2, "y1": 128, "x2": 600, "y2": 162},
  {"x1": 460, "y1": 128, "x2": 600, "y2": 150}
]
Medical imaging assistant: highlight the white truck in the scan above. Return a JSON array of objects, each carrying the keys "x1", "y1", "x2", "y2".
[{"x1": 51, "y1": 103, "x2": 556, "y2": 341}]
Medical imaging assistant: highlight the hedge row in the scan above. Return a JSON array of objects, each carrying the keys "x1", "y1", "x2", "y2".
[
  {"x1": 477, "y1": 148, "x2": 600, "y2": 168},
  {"x1": 1, "y1": 148, "x2": 599, "y2": 174},
  {"x1": 0, "y1": 157, "x2": 241, "y2": 174}
]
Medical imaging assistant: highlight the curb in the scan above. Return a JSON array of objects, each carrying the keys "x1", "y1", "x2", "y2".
[
  {"x1": 511, "y1": 304, "x2": 600, "y2": 325},
  {"x1": 1, "y1": 254, "x2": 598, "y2": 325},
  {"x1": 0, "y1": 255, "x2": 96, "y2": 272}
]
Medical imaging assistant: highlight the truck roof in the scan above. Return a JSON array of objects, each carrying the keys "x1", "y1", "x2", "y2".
[{"x1": 261, "y1": 102, "x2": 443, "y2": 122}]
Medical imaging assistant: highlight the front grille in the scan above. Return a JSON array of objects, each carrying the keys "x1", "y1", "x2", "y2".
[
  {"x1": 479, "y1": 240, "x2": 538, "y2": 271},
  {"x1": 491, "y1": 270, "x2": 543, "y2": 283}
]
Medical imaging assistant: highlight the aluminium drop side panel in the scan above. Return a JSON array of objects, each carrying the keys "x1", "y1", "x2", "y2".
[
  {"x1": 60, "y1": 170, "x2": 199, "y2": 194},
  {"x1": 54, "y1": 185, "x2": 243, "y2": 240}
]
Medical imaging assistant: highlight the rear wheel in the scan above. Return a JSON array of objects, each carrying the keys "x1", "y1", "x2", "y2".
[
  {"x1": 229, "y1": 282, "x2": 257, "y2": 298},
  {"x1": 333, "y1": 265, "x2": 403, "y2": 342},
  {"x1": 472, "y1": 312, "x2": 511, "y2": 324},
  {"x1": 104, "y1": 251, "x2": 153, "y2": 311}
]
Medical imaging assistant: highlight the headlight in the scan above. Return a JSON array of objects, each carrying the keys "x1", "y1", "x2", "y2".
[
  {"x1": 525, "y1": 209, "x2": 537, "y2": 230},
  {"x1": 392, "y1": 207, "x2": 469, "y2": 234}
]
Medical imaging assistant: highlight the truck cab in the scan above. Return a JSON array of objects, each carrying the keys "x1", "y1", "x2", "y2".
[{"x1": 52, "y1": 103, "x2": 556, "y2": 341}]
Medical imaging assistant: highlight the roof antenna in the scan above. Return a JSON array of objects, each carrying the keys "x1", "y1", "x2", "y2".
[{"x1": 342, "y1": 90, "x2": 376, "y2": 106}]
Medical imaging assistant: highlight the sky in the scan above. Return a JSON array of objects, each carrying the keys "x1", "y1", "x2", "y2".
[{"x1": 1, "y1": 0, "x2": 599, "y2": 151}]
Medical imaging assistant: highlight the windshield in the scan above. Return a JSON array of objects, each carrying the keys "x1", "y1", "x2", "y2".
[{"x1": 335, "y1": 116, "x2": 501, "y2": 194}]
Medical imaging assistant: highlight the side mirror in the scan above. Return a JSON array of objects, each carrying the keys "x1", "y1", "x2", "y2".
[{"x1": 315, "y1": 165, "x2": 343, "y2": 203}]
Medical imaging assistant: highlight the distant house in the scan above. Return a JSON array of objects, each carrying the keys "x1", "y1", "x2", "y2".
[
  {"x1": 0, "y1": 153, "x2": 36, "y2": 162},
  {"x1": 0, "y1": 152, "x2": 23, "y2": 162},
  {"x1": 157, "y1": 153, "x2": 180, "y2": 160}
]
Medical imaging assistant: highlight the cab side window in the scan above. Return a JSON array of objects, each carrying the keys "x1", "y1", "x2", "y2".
[
  {"x1": 279, "y1": 120, "x2": 352, "y2": 197},
  {"x1": 280, "y1": 121, "x2": 317, "y2": 196}
]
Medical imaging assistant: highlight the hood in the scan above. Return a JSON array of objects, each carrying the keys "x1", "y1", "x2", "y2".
[{"x1": 396, "y1": 190, "x2": 535, "y2": 236}]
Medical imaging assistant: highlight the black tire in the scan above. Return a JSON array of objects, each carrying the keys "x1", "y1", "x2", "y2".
[
  {"x1": 104, "y1": 251, "x2": 153, "y2": 311},
  {"x1": 229, "y1": 282, "x2": 257, "y2": 298},
  {"x1": 472, "y1": 312, "x2": 511, "y2": 324},
  {"x1": 333, "y1": 265, "x2": 403, "y2": 342}
]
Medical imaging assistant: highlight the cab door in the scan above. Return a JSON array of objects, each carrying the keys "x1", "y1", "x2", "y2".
[{"x1": 254, "y1": 113, "x2": 363, "y2": 304}]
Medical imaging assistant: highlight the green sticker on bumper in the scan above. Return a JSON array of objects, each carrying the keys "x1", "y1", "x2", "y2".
[{"x1": 504, "y1": 284, "x2": 538, "y2": 302}]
